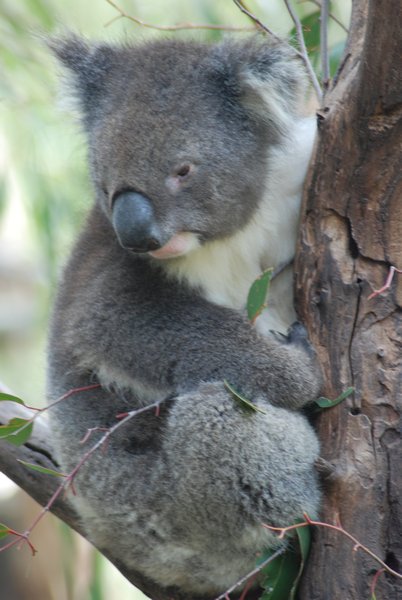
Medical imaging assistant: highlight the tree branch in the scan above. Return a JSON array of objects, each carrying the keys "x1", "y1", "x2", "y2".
[
  {"x1": 320, "y1": 0, "x2": 330, "y2": 90},
  {"x1": 283, "y1": 0, "x2": 322, "y2": 101},
  {"x1": 0, "y1": 402, "x2": 80, "y2": 531},
  {"x1": 231, "y1": 0, "x2": 282, "y2": 41}
]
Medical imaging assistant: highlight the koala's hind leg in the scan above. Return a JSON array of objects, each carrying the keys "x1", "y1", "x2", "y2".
[
  {"x1": 164, "y1": 381, "x2": 320, "y2": 529},
  {"x1": 155, "y1": 381, "x2": 321, "y2": 592}
]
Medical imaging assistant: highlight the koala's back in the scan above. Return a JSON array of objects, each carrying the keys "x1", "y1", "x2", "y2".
[{"x1": 47, "y1": 35, "x2": 321, "y2": 598}]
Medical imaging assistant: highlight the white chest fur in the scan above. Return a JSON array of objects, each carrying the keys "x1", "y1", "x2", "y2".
[{"x1": 164, "y1": 117, "x2": 316, "y2": 333}]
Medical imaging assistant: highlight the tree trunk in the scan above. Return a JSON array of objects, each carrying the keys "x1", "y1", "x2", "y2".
[{"x1": 295, "y1": 1, "x2": 402, "y2": 598}]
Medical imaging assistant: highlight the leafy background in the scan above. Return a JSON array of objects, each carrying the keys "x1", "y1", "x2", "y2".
[{"x1": 0, "y1": 1, "x2": 350, "y2": 599}]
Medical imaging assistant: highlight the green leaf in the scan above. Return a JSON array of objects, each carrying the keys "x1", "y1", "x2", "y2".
[
  {"x1": 289, "y1": 10, "x2": 321, "y2": 55},
  {"x1": 0, "y1": 523, "x2": 11, "y2": 540},
  {"x1": 259, "y1": 521, "x2": 311, "y2": 600},
  {"x1": 247, "y1": 269, "x2": 273, "y2": 322},
  {"x1": 224, "y1": 380, "x2": 266, "y2": 415},
  {"x1": 295, "y1": 523, "x2": 311, "y2": 561},
  {"x1": 289, "y1": 524, "x2": 311, "y2": 599},
  {"x1": 17, "y1": 460, "x2": 65, "y2": 478},
  {"x1": 0, "y1": 418, "x2": 33, "y2": 446},
  {"x1": 0, "y1": 392, "x2": 25, "y2": 405},
  {"x1": 260, "y1": 549, "x2": 300, "y2": 600},
  {"x1": 315, "y1": 387, "x2": 354, "y2": 410}
]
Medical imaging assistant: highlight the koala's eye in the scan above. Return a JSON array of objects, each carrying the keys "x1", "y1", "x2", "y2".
[
  {"x1": 166, "y1": 163, "x2": 196, "y2": 194},
  {"x1": 174, "y1": 164, "x2": 192, "y2": 178}
]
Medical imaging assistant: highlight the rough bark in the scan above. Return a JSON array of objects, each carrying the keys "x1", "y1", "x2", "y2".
[{"x1": 295, "y1": 0, "x2": 402, "y2": 598}]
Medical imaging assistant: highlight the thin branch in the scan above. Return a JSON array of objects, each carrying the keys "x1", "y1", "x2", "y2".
[
  {"x1": 0, "y1": 396, "x2": 169, "y2": 555},
  {"x1": 320, "y1": 0, "x2": 330, "y2": 89},
  {"x1": 231, "y1": 0, "x2": 283, "y2": 41},
  {"x1": 212, "y1": 546, "x2": 285, "y2": 600},
  {"x1": 105, "y1": 0, "x2": 254, "y2": 32},
  {"x1": 283, "y1": 0, "x2": 323, "y2": 101},
  {"x1": 263, "y1": 513, "x2": 402, "y2": 582},
  {"x1": 106, "y1": 0, "x2": 322, "y2": 102},
  {"x1": 0, "y1": 384, "x2": 101, "y2": 442}
]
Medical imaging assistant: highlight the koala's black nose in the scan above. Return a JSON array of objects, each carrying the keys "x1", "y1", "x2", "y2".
[{"x1": 112, "y1": 191, "x2": 162, "y2": 252}]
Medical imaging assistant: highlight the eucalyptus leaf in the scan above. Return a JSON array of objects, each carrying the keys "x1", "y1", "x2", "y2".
[
  {"x1": 259, "y1": 521, "x2": 311, "y2": 600},
  {"x1": 0, "y1": 523, "x2": 11, "y2": 540},
  {"x1": 260, "y1": 549, "x2": 300, "y2": 600},
  {"x1": 247, "y1": 269, "x2": 273, "y2": 322},
  {"x1": 0, "y1": 418, "x2": 33, "y2": 446},
  {"x1": 295, "y1": 523, "x2": 311, "y2": 560},
  {"x1": 315, "y1": 387, "x2": 354, "y2": 409},
  {"x1": 0, "y1": 392, "x2": 25, "y2": 405},
  {"x1": 289, "y1": 524, "x2": 312, "y2": 599},
  {"x1": 17, "y1": 460, "x2": 65, "y2": 478},
  {"x1": 224, "y1": 380, "x2": 266, "y2": 415}
]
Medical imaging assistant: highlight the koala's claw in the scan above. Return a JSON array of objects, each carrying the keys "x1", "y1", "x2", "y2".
[
  {"x1": 269, "y1": 329, "x2": 288, "y2": 343},
  {"x1": 269, "y1": 323, "x2": 312, "y2": 354}
]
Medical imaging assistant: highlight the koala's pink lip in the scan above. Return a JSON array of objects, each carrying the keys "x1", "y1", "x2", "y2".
[{"x1": 148, "y1": 233, "x2": 193, "y2": 259}]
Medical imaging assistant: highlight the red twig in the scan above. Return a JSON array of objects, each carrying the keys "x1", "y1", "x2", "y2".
[
  {"x1": 0, "y1": 383, "x2": 102, "y2": 442},
  {"x1": 263, "y1": 513, "x2": 402, "y2": 582},
  {"x1": 370, "y1": 568, "x2": 386, "y2": 599},
  {"x1": 238, "y1": 574, "x2": 257, "y2": 600},
  {"x1": 368, "y1": 265, "x2": 402, "y2": 299},
  {"x1": 79, "y1": 426, "x2": 109, "y2": 444},
  {"x1": 0, "y1": 527, "x2": 37, "y2": 556},
  {"x1": 0, "y1": 396, "x2": 168, "y2": 556}
]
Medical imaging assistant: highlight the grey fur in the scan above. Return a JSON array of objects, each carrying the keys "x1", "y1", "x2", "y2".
[{"x1": 47, "y1": 35, "x2": 321, "y2": 596}]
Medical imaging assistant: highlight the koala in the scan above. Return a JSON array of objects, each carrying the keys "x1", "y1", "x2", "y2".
[{"x1": 47, "y1": 34, "x2": 321, "y2": 598}]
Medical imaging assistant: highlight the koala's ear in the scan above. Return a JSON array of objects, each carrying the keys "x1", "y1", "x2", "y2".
[
  {"x1": 208, "y1": 38, "x2": 308, "y2": 135},
  {"x1": 47, "y1": 34, "x2": 116, "y2": 127}
]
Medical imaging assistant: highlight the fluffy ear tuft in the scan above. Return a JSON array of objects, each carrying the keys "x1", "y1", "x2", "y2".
[
  {"x1": 47, "y1": 34, "x2": 116, "y2": 127},
  {"x1": 207, "y1": 37, "x2": 309, "y2": 135}
]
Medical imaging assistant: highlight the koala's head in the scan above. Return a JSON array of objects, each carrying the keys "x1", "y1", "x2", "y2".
[{"x1": 50, "y1": 35, "x2": 307, "y2": 259}]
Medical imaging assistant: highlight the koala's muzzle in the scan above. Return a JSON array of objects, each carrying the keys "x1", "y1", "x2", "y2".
[{"x1": 112, "y1": 191, "x2": 162, "y2": 252}]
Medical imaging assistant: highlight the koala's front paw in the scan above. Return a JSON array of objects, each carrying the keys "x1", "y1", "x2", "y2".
[
  {"x1": 269, "y1": 321, "x2": 314, "y2": 355},
  {"x1": 287, "y1": 321, "x2": 315, "y2": 357},
  {"x1": 267, "y1": 321, "x2": 323, "y2": 409}
]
